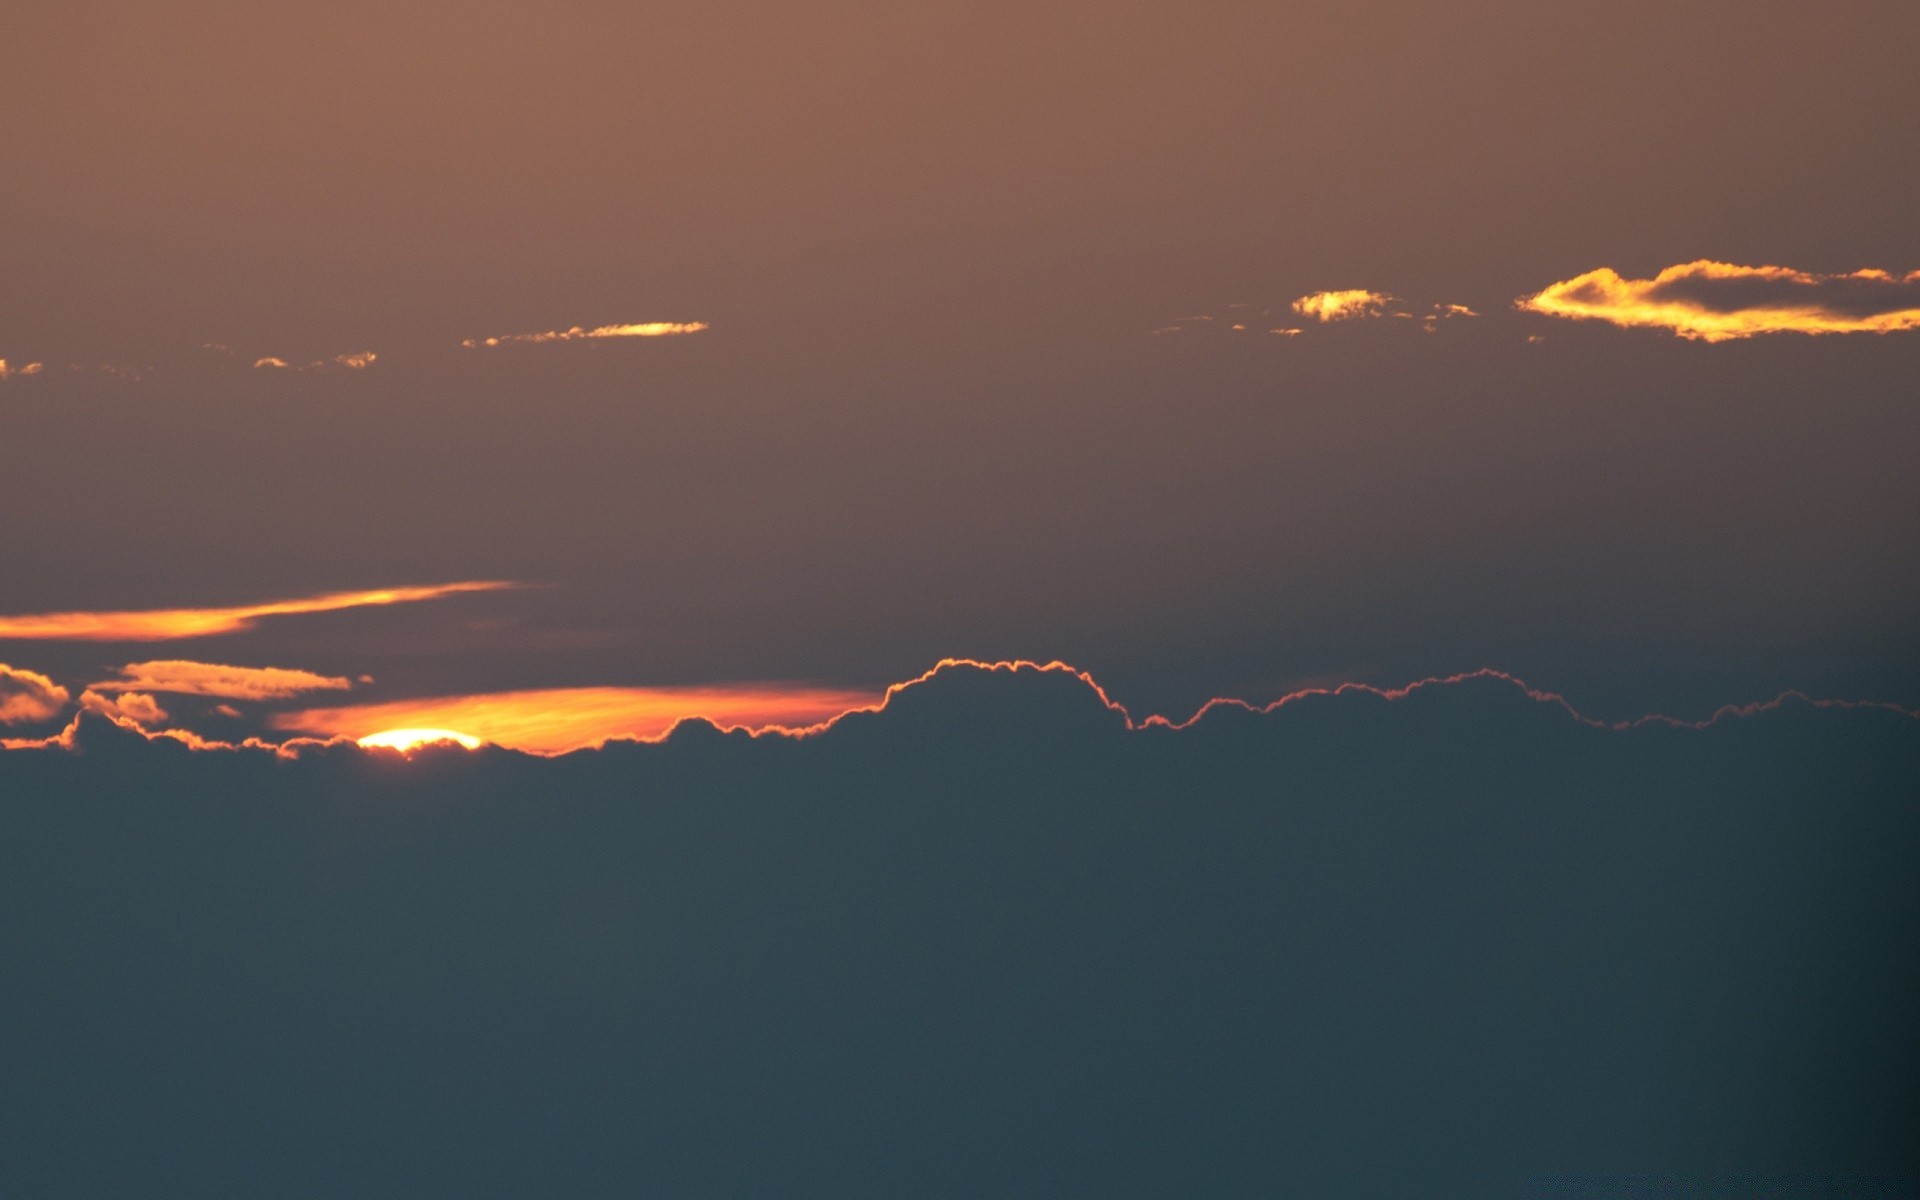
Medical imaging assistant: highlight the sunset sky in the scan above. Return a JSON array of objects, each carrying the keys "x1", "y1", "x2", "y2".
[
  {"x1": 3, "y1": 1, "x2": 1916, "y2": 753},
  {"x1": 5, "y1": 5, "x2": 1919, "y2": 1193}
]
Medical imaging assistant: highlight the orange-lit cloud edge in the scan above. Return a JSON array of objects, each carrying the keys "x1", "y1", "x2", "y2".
[
  {"x1": 4, "y1": 659, "x2": 1912, "y2": 759},
  {"x1": 0, "y1": 581, "x2": 518, "y2": 641},
  {"x1": 1520, "y1": 260, "x2": 1920, "y2": 341},
  {"x1": 461, "y1": 322, "x2": 709, "y2": 349}
]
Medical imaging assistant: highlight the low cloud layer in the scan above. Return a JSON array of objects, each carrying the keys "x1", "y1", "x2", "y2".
[
  {"x1": 91, "y1": 660, "x2": 354, "y2": 700},
  {"x1": 1519, "y1": 260, "x2": 1920, "y2": 341},
  {"x1": 78, "y1": 689, "x2": 168, "y2": 726},
  {"x1": 0, "y1": 664, "x2": 70, "y2": 725},
  {"x1": 461, "y1": 321, "x2": 709, "y2": 349},
  {"x1": 0, "y1": 581, "x2": 516, "y2": 641},
  {"x1": 1, "y1": 661, "x2": 1914, "y2": 1194}
]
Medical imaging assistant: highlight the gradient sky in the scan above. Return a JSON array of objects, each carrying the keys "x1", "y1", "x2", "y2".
[{"x1": 5, "y1": 0, "x2": 1918, "y2": 749}]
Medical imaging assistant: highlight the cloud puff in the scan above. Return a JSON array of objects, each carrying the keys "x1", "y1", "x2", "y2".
[
  {"x1": 79, "y1": 689, "x2": 169, "y2": 726},
  {"x1": 274, "y1": 682, "x2": 883, "y2": 754},
  {"x1": 0, "y1": 360, "x2": 46, "y2": 380},
  {"x1": 461, "y1": 322, "x2": 709, "y2": 349},
  {"x1": 1519, "y1": 260, "x2": 1920, "y2": 341},
  {"x1": 253, "y1": 351, "x2": 377, "y2": 371},
  {"x1": 90, "y1": 660, "x2": 354, "y2": 701},
  {"x1": 0, "y1": 581, "x2": 516, "y2": 641},
  {"x1": 1292, "y1": 289, "x2": 1396, "y2": 322},
  {"x1": 0, "y1": 664, "x2": 70, "y2": 725}
]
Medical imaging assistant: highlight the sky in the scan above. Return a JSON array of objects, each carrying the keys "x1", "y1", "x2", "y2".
[
  {"x1": 4, "y1": 5, "x2": 1920, "y2": 1193},
  {"x1": 3, "y1": 0, "x2": 1918, "y2": 751}
]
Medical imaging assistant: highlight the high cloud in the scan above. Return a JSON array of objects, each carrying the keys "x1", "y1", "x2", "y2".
[
  {"x1": 91, "y1": 660, "x2": 354, "y2": 700},
  {"x1": 1519, "y1": 260, "x2": 1920, "y2": 341},
  {"x1": 1292, "y1": 290, "x2": 1396, "y2": 322},
  {"x1": 0, "y1": 581, "x2": 516, "y2": 641},
  {"x1": 461, "y1": 322, "x2": 709, "y2": 349},
  {"x1": 274, "y1": 682, "x2": 883, "y2": 754},
  {"x1": 0, "y1": 664, "x2": 70, "y2": 725}
]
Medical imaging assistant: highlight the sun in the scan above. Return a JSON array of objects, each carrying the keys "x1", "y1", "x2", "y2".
[{"x1": 357, "y1": 727, "x2": 483, "y2": 752}]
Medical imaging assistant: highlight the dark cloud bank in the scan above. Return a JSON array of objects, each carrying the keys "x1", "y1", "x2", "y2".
[{"x1": 3, "y1": 665, "x2": 1917, "y2": 1198}]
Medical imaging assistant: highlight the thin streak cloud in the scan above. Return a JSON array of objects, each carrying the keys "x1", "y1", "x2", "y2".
[
  {"x1": 461, "y1": 322, "x2": 709, "y2": 349},
  {"x1": 253, "y1": 351, "x2": 377, "y2": 370},
  {"x1": 1519, "y1": 260, "x2": 1920, "y2": 341},
  {"x1": 91, "y1": 660, "x2": 355, "y2": 700},
  {"x1": 0, "y1": 360, "x2": 46, "y2": 380},
  {"x1": 0, "y1": 581, "x2": 517, "y2": 642}
]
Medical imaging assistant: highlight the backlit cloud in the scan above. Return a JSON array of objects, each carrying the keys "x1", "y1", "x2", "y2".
[
  {"x1": 79, "y1": 689, "x2": 169, "y2": 726},
  {"x1": 1519, "y1": 260, "x2": 1920, "y2": 341},
  {"x1": 1292, "y1": 289, "x2": 1396, "y2": 322},
  {"x1": 461, "y1": 322, "x2": 709, "y2": 349},
  {"x1": 0, "y1": 664, "x2": 70, "y2": 725},
  {"x1": 91, "y1": 660, "x2": 355, "y2": 701},
  {"x1": 0, "y1": 360, "x2": 46, "y2": 380},
  {"x1": 0, "y1": 581, "x2": 517, "y2": 641},
  {"x1": 253, "y1": 351, "x2": 378, "y2": 370},
  {"x1": 274, "y1": 682, "x2": 882, "y2": 754}
]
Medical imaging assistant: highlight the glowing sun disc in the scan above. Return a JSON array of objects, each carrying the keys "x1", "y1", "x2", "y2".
[{"x1": 357, "y1": 727, "x2": 483, "y2": 751}]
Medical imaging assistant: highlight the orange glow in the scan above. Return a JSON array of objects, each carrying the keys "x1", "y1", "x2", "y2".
[
  {"x1": 0, "y1": 581, "x2": 517, "y2": 641},
  {"x1": 358, "y1": 728, "x2": 483, "y2": 752},
  {"x1": 275, "y1": 683, "x2": 882, "y2": 754},
  {"x1": 460, "y1": 321, "x2": 709, "y2": 348},
  {"x1": 1292, "y1": 289, "x2": 1395, "y2": 322},
  {"x1": 0, "y1": 359, "x2": 46, "y2": 379},
  {"x1": 91, "y1": 660, "x2": 353, "y2": 699},
  {"x1": 1519, "y1": 261, "x2": 1920, "y2": 341},
  {"x1": 79, "y1": 689, "x2": 169, "y2": 726}
]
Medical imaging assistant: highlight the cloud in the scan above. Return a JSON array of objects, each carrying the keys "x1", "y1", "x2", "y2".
[
  {"x1": 0, "y1": 360, "x2": 46, "y2": 380},
  {"x1": 0, "y1": 581, "x2": 517, "y2": 641},
  {"x1": 1, "y1": 660, "x2": 1914, "y2": 1194},
  {"x1": 78, "y1": 689, "x2": 168, "y2": 726},
  {"x1": 0, "y1": 664, "x2": 70, "y2": 725},
  {"x1": 90, "y1": 660, "x2": 355, "y2": 701},
  {"x1": 253, "y1": 351, "x2": 378, "y2": 370},
  {"x1": 1518, "y1": 260, "x2": 1920, "y2": 341},
  {"x1": 461, "y1": 322, "x2": 709, "y2": 349},
  {"x1": 272, "y1": 682, "x2": 884, "y2": 754},
  {"x1": 1292, "y1": 289, "x2": 1396, "y2": 322}
]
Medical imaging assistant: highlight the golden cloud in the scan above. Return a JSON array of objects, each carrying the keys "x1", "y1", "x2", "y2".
[
  {"x1": 1518, "y1": 260, "x2": 1920, "y2": 341},
  {"x1": 461, "y1": 322, "x2": 709, "y2": 349},
  {"x1": 1292, "y1": 290, "x2": 1396, "y2": 322},
  {"x1": 0, "y1": 360, "x2": 46, "y2": 380},
  {"x1": 0, "y1": 664, "x2": 71, "y2": 725},
  {"x1": 253, "y1": 352, "x2": 378, "y2": 371},
  {"x1": 91, "y1": 660, "x2": 354, "y2": 700},
  {"x1": 79, "y1": 689, "x2": 169, "y2": 726},
  {"x1": 0, "y1": 581, "x2": 517, "y2": 642},
  {"x1": 273, "y1": 682, "x2": 881, "y2": 754}
]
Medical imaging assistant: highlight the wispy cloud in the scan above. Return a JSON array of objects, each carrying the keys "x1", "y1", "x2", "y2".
[
  {"x1": 1519, "y1": 260, "x2": 1920, "y2": 341},
  {"x1": 90, "y1": 660, "x2": 355, "y2": 700},
  {"x1": 274, "y1": 683, "x2": 881, "y2": 754},
  {"x1": 0, "y1": 581, "x2": 517, "y2": 642},
  {"x1": 253, "y1": 351, "x2": 378, "y2": 371},
  {"x1": 1292, "y1": 289, "x2": 1396, "y2": 322},
  {"x1": 0, "y1": 664, "x2": 70, "y2": 725},
  {"x1": 0, "y1": 360, "x2": 46, "y2": 380},
  {"x1": 461, "y1": 322, "x2": 709, "y2": 349}
]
